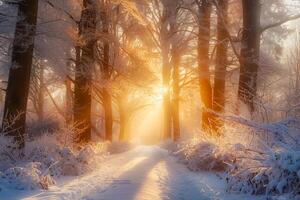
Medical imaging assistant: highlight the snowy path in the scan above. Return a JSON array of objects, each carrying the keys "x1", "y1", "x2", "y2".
[{"x1": 22, "y1": 146, "x2": 257, "y2": 200}]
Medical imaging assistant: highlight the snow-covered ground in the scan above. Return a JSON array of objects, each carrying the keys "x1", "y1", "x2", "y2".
[{"x1": 0, "y1": 146, "x2": 263, "y2": 200}]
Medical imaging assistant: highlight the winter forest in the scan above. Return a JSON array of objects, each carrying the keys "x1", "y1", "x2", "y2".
[{"x1": 0, "y1": 0, "x2": 300, "y2": 199}]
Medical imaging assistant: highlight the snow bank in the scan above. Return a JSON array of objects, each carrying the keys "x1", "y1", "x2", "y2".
[
  {"x1": 1, "y1": 162, "x2": 55, "y2": 190},
  {"x1": 225, "y1": 117, "x2": 300, "y2": 196},
  {"x1": 172, "y1": 138, "x2": 234, "y2": 171},
  {"x1": 167, "y1": 117, "x2": 300, "y2": 197},
  {"x1": 0, "y1": 132, "x2": 109, "y2": 191},
  {"x1": 227, "y1": 145, "x2": 300, "y2": 196}
]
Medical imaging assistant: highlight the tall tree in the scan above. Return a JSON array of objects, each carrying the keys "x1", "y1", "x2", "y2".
[
  {"x1": 2, "y1": 0, "x2": 39, "y2": 148},
  {"x1": 169, "y1": 1, "x2": 181, "y2": 141},
  {"x1": 196, "y1": 0, "x2": 213, "y2": 132},
  {"x1": 65, "y1": 57, "x2": 73, "y2": 124},
  {"x1": 238, "y1": 0, "x2": 261, "y2": 113},
  {"x1": 161, "y1": 1, "x2": 172, "y2": 139},
  {"x1": 29, "y1": 59, "x2": 45, "y2": 122},
  {"x1": 171, "y1": 48, "x2": 181, "y2": 141},
  {"x1": 117, "y1": 96, "x2": 126, "y2": 141},
  {"x1": 237, "y1": 0, "x2": 300, "y2": 114},
  {"x1": 73, "y1": 0, "x2": 97, "y2": 142},
  {"x1": 213, "y1": 0, "x2": 229, "y2": 132},
  {"x1": 100, "y1": 6, "x2": 113, "y2": 141}
]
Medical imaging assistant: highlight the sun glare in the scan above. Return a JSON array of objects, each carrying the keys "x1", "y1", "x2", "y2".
[
  {"x1": 132, "y1": 103, "x2": 163, "y2": 144},
  {"x1": 152, "y1": 86, "x2": 168, "y2": 101}
]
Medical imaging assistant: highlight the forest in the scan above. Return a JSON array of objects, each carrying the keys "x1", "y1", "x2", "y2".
[{"x1": 0, "y1": 0, "x2": 300, "y2": 199}]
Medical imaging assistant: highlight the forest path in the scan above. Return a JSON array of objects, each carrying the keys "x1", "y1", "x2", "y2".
[{"x1": 24, "y1": 146, "x2": 256, "y2": 200}]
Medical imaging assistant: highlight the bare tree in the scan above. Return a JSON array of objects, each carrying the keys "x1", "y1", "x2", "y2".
[
  {"x1": 29, "y1": 58, "x2": 45, "y2": 122},
  {"x1": 196, "y1": 0, "x2": 213, "y2": 131},
  {"x1": 2, "y1": 0, "x2": 38, "y2": 148},
  {"x1": 212, "y1": 0, "x2": 229, "y2": 132},
  {"x1": 100, "y1": 5, "x2": 113, "y2": 141},
  {"x1": 73, "y1": 0, "x2": 97, "y2": 143},
  {"x1": 160, "y1": 0, "x2": 172, "y2": 140},
  {"x1": 237, "y1": 0, "x2": 261, "y2": 114}
]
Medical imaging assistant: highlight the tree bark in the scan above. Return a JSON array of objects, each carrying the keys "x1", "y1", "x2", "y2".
[
  {"x1": 198, "y1": 1, "x2": 213, "y2": 132},
  {"x1": 30, "y1": 60, "x2": 45, "y2": 122},
  {"x1": 238, "y1": 0, "x2": 261, "y2": 113},
  {"x1": 37, "y1": 63, "x2": 44, "y2": 121},
  {"x1": 103, "y1": 89, "x2": 113, "y2": 141},
  {"x1": 118, "y1": 101, "x2": 126, "y2": 141},
  {"x1": 73, "y1": 0, "x2": 97, "y2": 143},
  {"x1": 172, "y1": 48, "x2": 180, "y2": 141},
  {"x1": 100, "y1": 9, "x2": 113, "y2": 142},
  {"x1": 161, "y1": 5, "x2": 171, "y2": 140},
  {"x1": 65, "y1": 52, "x2": 73, "y2": 125},
  {"x1": 213, "y1": 0, "x2": 229, "y2": 132},
  {"x1": 2, "y1": 0, "x2": 38, "y2": 148},
  {"x1": 65, "y1": 78, "x2": 73, "y2": 124}
]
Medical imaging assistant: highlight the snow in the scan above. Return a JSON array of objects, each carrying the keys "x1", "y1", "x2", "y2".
[
  {"x1": 171, "y1": 140, "x2": 232, "y2": 172},
  {"x1": 0, "y1": 132, "x2": 109, "y2": 197},
  {"x1": 0, "y1": 146, "x2": 261, "y2": 200},
  {"x1": 162, "y1": 116, "x2": 300, "y2": 198}
]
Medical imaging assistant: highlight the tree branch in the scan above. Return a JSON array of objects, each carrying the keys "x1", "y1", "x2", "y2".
[
  {"x1": 260, "y1": 14, "x2": 300, "y2": 33},
  {"x1": 46, "y1": 0, "x2": 79, "y2": 25}
]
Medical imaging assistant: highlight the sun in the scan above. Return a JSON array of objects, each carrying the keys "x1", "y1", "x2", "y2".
[{"x1": 152, "y1": 85, "x2": 169, "y2": 101}]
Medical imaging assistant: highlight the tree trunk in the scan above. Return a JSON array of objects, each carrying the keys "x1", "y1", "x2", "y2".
[
  {"x1": 161, "y1": 6, "x2": 171, "y2": 140},
  {"x1": 103, "y1": 89, "x2": 113, "y2": 141},
  {"x1": 65, "y1": 53, "x2": 73, "y2": 124},
  {"x1": 118, "y1": 101, "x2": 126, "y2": 141},
  {"x1": 198, "y1": 1, "x2": 213, "y2": 132},
  {"x1": 238, "y1": 0, "x2": 261, "y2": 113},
  {"x1": 30, "y1": 60, "x2": 45, "y2": 122},
  {"x1": 213, "y1": 0, "x2": 229, "y2": 132},
  {"x1": 2, "y1": 0, "x2": 38, "y2": 148},
  {"x1": 172, "y1": 49, "x2": 180, "y2": 141},
  {"x1": 101, "y1": 10, "x2": 113, "y2": 142},
  {"x1": 37, "y1": 63, "x2": 44, "y2": 121},
  {"x1": 65, "y1": 77, "x2": 73, "y2": 124},
  {"x1": 73, "y1": 0, "x2": 97, "y2": 143}
]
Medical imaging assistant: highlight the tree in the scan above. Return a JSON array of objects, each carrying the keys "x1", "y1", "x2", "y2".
[
  {"x1": 100, "y1": 6, "x2": 113, "y2": 141},
  {"x1": 2, "y1": 0, "x2": 39, "y2": 148},
  {"x1": 237, "y1": 0, "x2": 300, "y2": 115},
  {"x1": 116, "y1": 91, "x2": 148, "y2": 141},
  {"x1": 171, "y1": 48, "x2": 181, "y2": 141},
  {"x1": 196, "y1": 0, "x2": 213, "y2": 132},
  {"x1": 237, "y1": 0, "x2": 261, "y2": 114},
  {"x1": 261, "y1": 0, "x2": 292, "y2": 60},
  {"x1": 73, "y1": 0, "x2": 97, "y2": 142},
  {"x1": 65, "y1": 56, "x2": 73, "y2": 124},
  {"x1": 29, "y1": 58, "x2": 45, "y2": 122},
  {"x1": 212, "y1": 0, "x2": 229, "y2": 132},
  {"x1": 286, "y1": 32, "x2": 300, "y2": 117},
  {"x1": 169, "y1": 0, "x2": 181, "y2": 141},
  {"x1": 160, "y1": 0, "x2": 172, "y2": 140}
]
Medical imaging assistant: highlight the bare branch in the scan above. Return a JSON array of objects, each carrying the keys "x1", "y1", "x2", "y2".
[{"x1": 260, "y1": 14, "x2": 300, "y2": 33}]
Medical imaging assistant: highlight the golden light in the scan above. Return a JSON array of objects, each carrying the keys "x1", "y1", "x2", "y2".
[
  {"x1": 131, "y1": 103, "x2": 163, "y2": 144},
  {"x1": 128, "y1": 84, "x2": 167, "y2": 144},
  {"x1": 152, "y1": 85, "x2": 169, "y2": 101}
]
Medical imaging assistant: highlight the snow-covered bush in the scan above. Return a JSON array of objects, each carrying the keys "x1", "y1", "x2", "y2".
[
  {"x1": 0, "y1": 130, "x2": 109, "y2": 190},
  {"x1": 168, "y1": 137, "x2": 235, "y2": 172},
  {"x1": 47, "y1": 143, "x2": 109, "y2": 177},
  {"x1": 1, "y1": 162, "x2": 55, "y2": 190},
  {"x1": 169, "y1": 116, "x2": 300, "y2": 197},
  {"x1": 0, "y1": 135, "x2": 20, "y2": 171},
  {"x1": 227, "y1": 144, "x2": 300, "y2": 196},
  {"x1": 225, "y1": 117, "x2": 300, "y2": 196}
]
